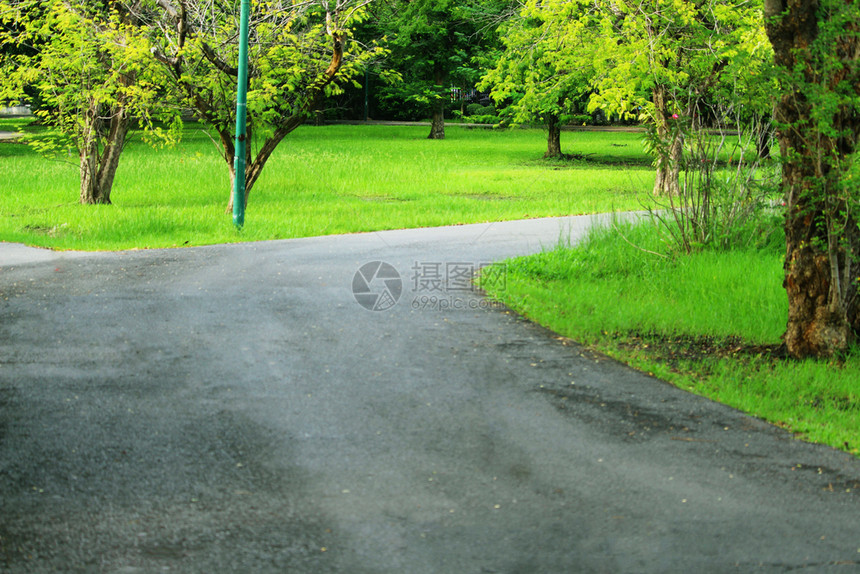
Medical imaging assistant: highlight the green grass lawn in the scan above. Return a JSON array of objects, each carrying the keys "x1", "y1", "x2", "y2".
[
  {"x1": 4, "y1": 119, "x2": 857, "y2": 458},
  {"x1": 0, "y1": 122, "x2": 653, "y2": 250},
  {"x1": 482, "y1": 220, "x2": 860, "y2": 457}
]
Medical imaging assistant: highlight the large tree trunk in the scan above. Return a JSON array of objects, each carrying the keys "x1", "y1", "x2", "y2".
[
  {"x1": 651, "y1": 85, "x2": 682, "y2": 196},
  {"x1": 79, "y1": 100, "x2": 128, "y2": 205},
  {"x1": 544, "y1": 114, "x2": 563, "y2": 158},
  {"x1": 765, "y1": 0, "x2": 860, "y2": 358},
  {"x1": 428, "y1": 103, "x2": 445, "y2": 140},
  {"x1": 782, "y1": 212, "x2": 860, "y2": 358}
]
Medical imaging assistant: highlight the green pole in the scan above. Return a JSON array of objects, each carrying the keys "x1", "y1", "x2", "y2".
[{"x1": 232, "y1": 0, "x2": 251, "y2": 228}]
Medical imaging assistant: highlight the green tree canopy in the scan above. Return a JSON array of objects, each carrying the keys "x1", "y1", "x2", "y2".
[
  {"x1": 372, "y1": 0, "x2": 507, "y2": 139},
  {"x1": 484, "y1": 0, "x2": 772, "y2": 191},
  {"x1": 587, "y1": 0, "x2": 773, "y2": 194},
  {"x1": 480, "y1": 0, "x2": 597, "y2": 157},
  {"x1": 0, "y1": 0, "x2": 179, "y2": 204},
  {"x1": 146, "y1": 0, "x2": 383, "y2": 210}
]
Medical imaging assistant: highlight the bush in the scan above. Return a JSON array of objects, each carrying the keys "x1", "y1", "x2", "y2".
[
  {"x1": 648, "y1": 114, "x2": 782, "y2": 253},
  {"x1": 465, "y1": 103, "x2": 483, "y2": 116},
  {"x1": 466, "y1": 103, "x2": 495, "y2": 116}
]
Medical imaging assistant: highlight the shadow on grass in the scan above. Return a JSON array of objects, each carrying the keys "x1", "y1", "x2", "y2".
[{"x1": 529, "y1": 154, "x2": 654, "y2": 169}]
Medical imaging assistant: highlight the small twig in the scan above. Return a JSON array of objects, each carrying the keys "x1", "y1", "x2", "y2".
[{"x1": 613, "y1": 223, "x2": 669, "y2": 259}]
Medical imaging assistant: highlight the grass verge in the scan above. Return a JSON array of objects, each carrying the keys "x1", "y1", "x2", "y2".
[
  {"x1": 0, "y1": 122, "x2": 652, "y2": 251},
  {"x1": 482, "y1": 219, "x2": 860, "y2": 457}
]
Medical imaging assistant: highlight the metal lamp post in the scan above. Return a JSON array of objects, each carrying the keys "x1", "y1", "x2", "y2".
[{"x1": 232, "y1": 0, "x2": 251, "y2": 228}]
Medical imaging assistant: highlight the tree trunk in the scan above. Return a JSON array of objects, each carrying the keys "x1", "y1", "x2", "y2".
[
  {"x1": 755, "y1": 116, "x2": 772, "y2": 160},
  {"x1": 782, "y1": 212, "x2": 860, "y2": 358},
  {"x1": 96, "y1": 105, "x2": 129, "y2": 202},
  {"x1": 219, "y1": 32, "x2": 345, "y2": 213},
  {"x1": 428, "y1": 101, "x2": 445, "y2": 140},
  {"x1": 79, "y1": 102, "x2": 102, "y2": 205},
  {"x1": 79, "y1": 100, "x2": 128, "y2": 205},
  {"x1": 651, "y1": 86, "x2": 682, "y2": 196},
  {"x1": 652, "y1": 131, "x2": 683, "y2": 196},
  {"x1": 544, "y1": 114, "x2": 563, "y2": 158},
  {"x1": 428, "y1": 64, "x2": 446, "y2": 140},
  {"x1": 765, "y1": 0, "x2": 860, "y2": 358}
]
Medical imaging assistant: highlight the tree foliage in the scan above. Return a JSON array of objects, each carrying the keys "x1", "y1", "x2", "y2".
[
  {"x1": 484, "y1": 0, "x2": 772, "y2": 192},
  {"x1": 145, "y1": 0, "x2": 383, "y2": 209},
  {"x1": 0, "y1": 0, "x2": 179, "y2": 205},
  {"x1": 480, "y1": 0, "x2": 597, "y2": 157},
  {"x1": 372, "y1": 0, "x2": 506, "y2": 139},
  {"x1": 599, "y1": 0, "x2": 772, "y2": 195}
]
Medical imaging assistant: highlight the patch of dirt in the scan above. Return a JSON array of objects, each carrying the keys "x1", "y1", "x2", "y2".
[
  {"x1": 459, "y1": 193, "x2": 515, "y2": 201},
  {"x1": 355, "y1": 195, "x2": 413, "y2": 203},
  {"x1": 535, "y1": 153, "x2": 653, "y2": 168},
  {"x1": 612, "y1": 331, "x2": 787, "y2": 366}
]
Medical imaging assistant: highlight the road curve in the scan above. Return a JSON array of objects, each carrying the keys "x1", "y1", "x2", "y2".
[{"x1": 1, "y1": 215, "x2": 859, "y2": 573}]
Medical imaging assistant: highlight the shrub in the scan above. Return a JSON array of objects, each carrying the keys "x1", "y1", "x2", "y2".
[{"x1": 465, "y1": 103, "x2": 485, "y2": 116}]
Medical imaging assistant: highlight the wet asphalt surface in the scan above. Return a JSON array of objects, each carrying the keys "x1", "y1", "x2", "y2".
[{"x1": 1, "y1": 215, "x2": 860, "y2": 573}]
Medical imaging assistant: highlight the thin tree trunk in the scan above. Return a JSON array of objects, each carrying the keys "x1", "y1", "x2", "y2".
[
  {"x1": 651, "y1": 86, "x2": 682, "y2": 196},
  {"x1": 222, "y1": 31, "x2": 345, "y2": 212},
  {"x1": 428, "y1": 64, "x2": 446, "y2": 140},
  {"x1": 95, "y1": 107, "x2": 129, "y2": 204},
  {"x1": 755, "y1": 116, "x2": 772, "y2": 160},
  {"x1": 652, "y1": 131, "x2": 683, "y2": 196},
  {"x1": 544, "y1": 114, "x2": 563, "y2": 158},
  {"x1": 79, "y1": 102, "x2": 102, "y2": 205}
]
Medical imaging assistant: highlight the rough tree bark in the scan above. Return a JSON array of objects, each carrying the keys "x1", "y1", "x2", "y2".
[
  {"x1": 764, "y1": 0, "x2": 860, "y2": 358},
  {"x1": 79, "y1": 99, "x2": 130, "y2": 205},
  {"x1": 428, "y1": 103, "x2": 445, "y2": 140},
  {"x1": 544, "y1": 114, "x2": 563, "y2": 158}
]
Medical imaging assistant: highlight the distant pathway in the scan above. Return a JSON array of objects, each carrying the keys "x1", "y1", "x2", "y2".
[
  {"x1": 326, "y1": 119, "x2": 644, "y2": 132},
  {"x1": 1, "y1": 215, "x2": 859, "y2": 573}
]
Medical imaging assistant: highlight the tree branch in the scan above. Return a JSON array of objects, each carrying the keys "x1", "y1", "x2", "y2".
[{"x1": 200, "y1": 41, "x2": 239, "y2": 76}]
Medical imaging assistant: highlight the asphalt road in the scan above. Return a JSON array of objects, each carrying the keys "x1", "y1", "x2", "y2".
[{"x1": 2, "y1": 215, "x2": 860, "y2": 574}]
